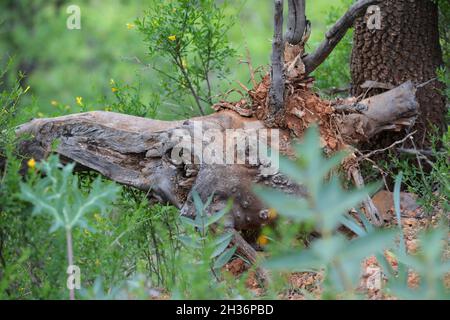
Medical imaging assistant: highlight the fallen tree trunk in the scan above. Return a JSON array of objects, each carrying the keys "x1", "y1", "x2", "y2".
[
  {"x1": 14, "y1": 76, "x2": 418, "y2": 271},
  {"x1": 17, "y1": 80, "x2": 418, "y2": 221}
]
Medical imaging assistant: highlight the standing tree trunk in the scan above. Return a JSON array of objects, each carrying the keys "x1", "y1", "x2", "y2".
[{"x1": 351, "y1": 0, "x2": 446, "y2": 148}]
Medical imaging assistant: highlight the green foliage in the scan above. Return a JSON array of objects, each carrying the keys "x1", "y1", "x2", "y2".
[
  {"x1": 377, "y1": 173, "x2": 450, "y2": 300},
  {"x1": 179, "y1": 192, "x2": 235, "y2": 270},
  {"x1": 311, "y1": 0, "x2": 353, "y2": 94},
  {"x1": 19, "y1": 155, "x2": 121, "y2": 232},
  {"x1": 173, "y1": 191, "x2": 241, "y2": 299},
  {"x1": 384, "y1": 129, "x2": 450, "y2": 214},
  {"x1": 255, "y1": 126, "x2": 396, "y2": 298},
  {"x1": 106, "y1": 78, "x2": 159, "y2": 118},
  {"x1": 137, "y1": 0, "x2": 236, "y2": 115},
  {"x1": 0, "y1": 62, "x2": 29, "y2": 150}
]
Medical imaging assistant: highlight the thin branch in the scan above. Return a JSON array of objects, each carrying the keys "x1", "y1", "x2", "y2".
[
  {"x1": 303, "y1": 0, "x2": 380, "y2": 75},
  {"x1": 357, "y1": 131, "x2": 417, "y2": 162}
]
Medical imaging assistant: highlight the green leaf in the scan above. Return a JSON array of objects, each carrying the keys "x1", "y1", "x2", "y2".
[
  {"x1": 178, "y1": 235, "x2": 201, "y2": 249},
  {"x1": 180, "y1": 216, "x2": 200, "y2": 228},
  {"x1": 211, "y1": 235, "x2": 232, "y2": 259},
  {"x1": 192, "y1": 191, "x2": 204, "y2": 216},
  {"x1": 213, "y1": 245, "x2": 237, "y2": 269},
  {"x1": 253, "y1": 186, "x2": 311, "y2": 221},
  {"x1": 213, "y1": 231, "x2": 233, "y2": 246},
  {"x1": 264, "y1": 249, "x2": 322, "y2": 271},
  {"x1": 206, "y1": 199, "x2": 232, "y2": 227},
  {"x1": 340, "y1": 214, "x2": 367, "y2": 237},
  {"x1": 341, "y1": 229, "x2": 397, "y2": 261}
]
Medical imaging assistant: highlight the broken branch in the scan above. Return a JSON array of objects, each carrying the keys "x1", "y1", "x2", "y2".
[
  {"x1": 268, "y1": 0, "x2": 285, "y2": 116},
  {"x1": 285, "y1": 0, "x2": 307, "y2": 45}
]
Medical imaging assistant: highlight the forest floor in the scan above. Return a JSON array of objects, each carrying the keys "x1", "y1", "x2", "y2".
[{"x1": 224, "y1": 191, "x2": 450, "y2": 300}]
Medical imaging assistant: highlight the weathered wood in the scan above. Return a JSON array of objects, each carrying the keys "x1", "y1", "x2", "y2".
[
  {"x1": 337, "y1": 81, "x2": 418, "y2": 144},
  {"x1": 268, "y1": 0, "x2": 285, "y2": 118},
  {"x1": 303, "y1": 0, "x2": 380, "y2": 75},
  {"x1": 285, "y1": 0, "x2": 306, "y2": 45},
  {"x1": 15, "y1": 81, "x2": 419, "y2": 270}
]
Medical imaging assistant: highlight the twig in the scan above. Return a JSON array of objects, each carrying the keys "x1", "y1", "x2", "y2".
[
  {"x1": 244, "y1": 42, "x2": 258, "y2": 89},
  {"x1": 350, "y1": 167, "x2": 383, "y2": 226},
  {"x1": 357, "y1": 131, "x2": 417, "y2": 162},
  {"x1": 416, "y1": 77, "x2": 438, "y2": 89}
]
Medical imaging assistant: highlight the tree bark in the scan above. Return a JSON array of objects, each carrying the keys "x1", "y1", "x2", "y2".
[
  {"x1": 350, "y1": 0, "x2": 446, "y2": 148},
  {"x1": 286, "y1": 0, "x2": 306, "y2": 45},
  {"x1": 268, "y1": 0, "x2": 285, "y2": 119}
]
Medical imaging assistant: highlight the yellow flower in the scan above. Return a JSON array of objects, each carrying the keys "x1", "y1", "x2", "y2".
[
  {"x1": 27, "y1": 158, "x2": 36, "y2": 169},
  {"x1": 168, "y1": 35, "x2": 176, "y2": 41},
  {"x1": 76, "y1": 96, "x2": 83, "y2": 106},
  {"x1": 126, "y1": 23, "x2": 135, "y2": 30},
  {"x1": 111, "y1": 87, "x2": 118, "y2": 93},
  {"x1": 256, "y1": 235, "x2": 269, "y2": 246},
  {"x1": 268, "y1": 208, "x2": 278, "y2": 221}
]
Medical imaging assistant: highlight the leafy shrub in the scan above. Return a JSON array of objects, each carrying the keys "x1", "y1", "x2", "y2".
[
  {"x1": 136, "y1": 0, "x2": 236, "y2": 115},
  {"x1": 254, "y1": 126, "x2": 449, "y2": 299},
  {"x1": 384, "y1": 129, "x2": 449, "y2": 214},
  {"x1": 377, "y1": 173, "x2": 450, "y2": 300},
  {"x1": 255, "y1": 126, "x2": 396, "y2": 298},
  {"x1": 106, "y1": 78, "x2": 159, "y2": 118},
  {"x1": 19, "y1": 155, "x2": 120, "y2": 299}
]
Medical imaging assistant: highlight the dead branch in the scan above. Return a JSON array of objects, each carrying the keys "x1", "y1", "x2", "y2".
[
  {"x1": 268, "y1": 0, "x2": 285, "y2": 117},
  {"x1": 357, "y1": 131, "x2": 417, "y2": 162},
  {"x1": 303, "y1": 0, "x2": 380, "y2": 75},
  {"x1": 285, "y1": 0, "x2": 307, "y2": 45},
  {"x1": 338, "y1": 81, "x2": 418, "y2": 144},
  {"x1": 350, "y1": 166, "x2": 383, "y2": 226}
]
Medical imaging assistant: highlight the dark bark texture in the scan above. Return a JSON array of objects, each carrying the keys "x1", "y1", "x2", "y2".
[{"x1": 351, "y1": 0, "x2": 446, "y2": 148}]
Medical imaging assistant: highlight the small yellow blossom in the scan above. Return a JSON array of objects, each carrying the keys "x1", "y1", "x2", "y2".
[
  {"x1": 268, "y1": 208, "x2": 278, "y2": 221},
  {"x1": 257, "y1": 235, "x2": 269, "y2": 246},
  {"x1": 51, "y1": 100, "x2": 58, "y2": 106},
  {"x1": 76, "y1": 96, "x2": 83, "y2": 106},
  {"x1": 27, "y1": 158, "x2": 36, "y2": 169},
  {"x1": 126, "y1": 23, "x2": 135, "y2": 30},
  {"x1": 111, "y1": 87, "x2": 118, "y2": 93},
  {"x1": 168, "y1": 35, "x2": 177, "y2": 41}
]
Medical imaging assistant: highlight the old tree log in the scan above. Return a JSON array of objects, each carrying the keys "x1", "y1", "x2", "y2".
[{"x1": 15, "y1": 0, "x2": 421, "y2": 264}]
